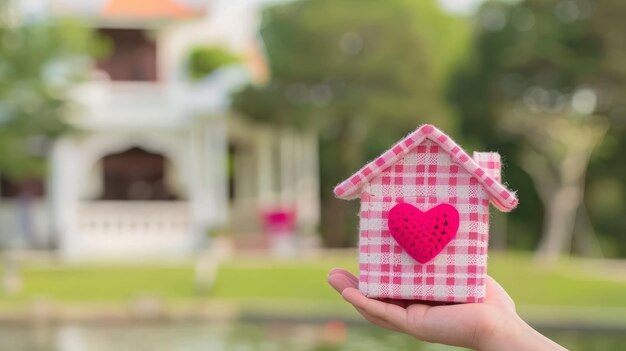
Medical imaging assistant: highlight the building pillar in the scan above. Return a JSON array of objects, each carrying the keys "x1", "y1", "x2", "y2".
[
  {"x1": 279, "y1": 129, "x2": 297, "y2": 206},
  {"x1": 256, "y1": 131, "x2": 274, "y2": 206},
  {"x1": 295, "y1": 131, "x2": 320, "y2": 234},
  {"x1": 48, "y1": 137, "x2": 81, "y2": 258},
  {"x1": 189, "y1": 117, "x2": 228, "y2": 246}
]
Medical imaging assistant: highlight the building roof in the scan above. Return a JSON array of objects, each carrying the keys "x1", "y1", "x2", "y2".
[
  {"x1": 50, "y1": 0, "x2": 206, "y2": 20},
  {"x1": 333, "y1": 124, "x2": 519, "y2": 212},
  {"x1": 102, "y1": 0, "x2": 204, "y2": 19}
]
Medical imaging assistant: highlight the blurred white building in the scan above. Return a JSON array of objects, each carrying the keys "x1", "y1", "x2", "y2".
[{"x1": 1, "y1": 0, "x2": 320, "y2": 259}]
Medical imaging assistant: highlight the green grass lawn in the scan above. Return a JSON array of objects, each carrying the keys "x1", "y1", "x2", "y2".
[
  {"x1": 489, "y1": 254, "x2": 626, "y2": 308},
  {"x1": 1, "y1": 252, "x2": 625, "y2": 314}
]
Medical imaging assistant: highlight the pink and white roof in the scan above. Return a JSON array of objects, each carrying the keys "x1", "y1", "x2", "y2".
[{"x1": 334, "y1": 124, "x2": 518, "y2": 212}]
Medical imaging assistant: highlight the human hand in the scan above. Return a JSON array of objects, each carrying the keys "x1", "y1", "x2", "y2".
[{"x1": 328, "y1": 268, "x2": 567, "y2": 351}]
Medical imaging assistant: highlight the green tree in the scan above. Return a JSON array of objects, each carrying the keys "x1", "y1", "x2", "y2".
[
  {"x1": 187, "y1": 46, "x2": 239, "y2": 81},
  {"x1": 449, "y1": 0, "x2": 626, "y2": 259},
  {"x1": 0, "y1": 1, "x2": 105, "y2": 257},
  {"x1": 0, "y1": 1, "x2": 104, "y2": 183},
  {"x1": 233, "y1": 0, "x2": 467, "y2": 246}
]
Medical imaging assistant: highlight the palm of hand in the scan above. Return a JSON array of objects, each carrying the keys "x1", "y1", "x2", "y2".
[{"x1": 328, "y1": 268, "x2": 518, "y2": 350}]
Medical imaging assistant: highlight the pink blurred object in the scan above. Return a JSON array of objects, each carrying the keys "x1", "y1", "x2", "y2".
[
  {"x1": 262, "y1": 207, "x2": 297, "y2": 257},
  {"x1": 262, "y1": 208, "x2": 296, "y2": 237}
]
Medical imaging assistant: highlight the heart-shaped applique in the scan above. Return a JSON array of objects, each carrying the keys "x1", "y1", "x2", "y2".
[{"x1": 387, "y1": 203, "x2": 460, "y2": 264}]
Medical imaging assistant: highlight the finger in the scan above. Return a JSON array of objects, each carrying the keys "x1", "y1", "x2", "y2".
[
  {"x1": 328, "y1": 272, "x2": 402, "y2": 332},
  {"x1": 342, "y1": 288, "x2": 408, "y2": 331},
  {"x1": 354, "y1": 306, "x2": 403, "y2": 332},
  {"x1": 328, "y1": 268, "x2": 359, "y2": 285},
  {"x1": 485, "y1": 276, "x2": 516, "y2": 312},
  {"x1": 328, "y1": 272, "x2": 358, "y2": 293}
]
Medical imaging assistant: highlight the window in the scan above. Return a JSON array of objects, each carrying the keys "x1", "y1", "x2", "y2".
[{"x1": 96, "y1": 28, "x2": 158, "y2": 81}]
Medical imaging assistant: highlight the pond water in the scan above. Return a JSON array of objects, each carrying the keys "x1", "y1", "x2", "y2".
[{"x1": 0, "y1": 320, "x2": 623, "y2": 351}]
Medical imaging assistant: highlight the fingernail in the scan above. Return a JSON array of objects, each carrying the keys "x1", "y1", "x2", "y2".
[{"x1": 328, "y1": 267, "x2": 341, "y2": 276}]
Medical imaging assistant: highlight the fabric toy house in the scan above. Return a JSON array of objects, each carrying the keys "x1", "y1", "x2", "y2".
[{"x1": 334, "y1": 124, "x2": 518, "y2": 303}]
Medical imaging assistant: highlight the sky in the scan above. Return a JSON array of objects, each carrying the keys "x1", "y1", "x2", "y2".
[{"x1": 437, "y1": 0, "x2": 486, "y2": 15}]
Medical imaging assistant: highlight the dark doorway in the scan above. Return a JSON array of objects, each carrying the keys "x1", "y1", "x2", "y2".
[
  {"x1": 228, "y1": 143, "x2": 236, "y2": 201},
  {"x1": 0, "y1": 177, "x2": 44, "y2": 198},
  {"x1": 100, "y1": 147, "x2": 177, "y2": 201},
  {"x1": 97, "y1": 28, "x2": 158, "y2": 81}
]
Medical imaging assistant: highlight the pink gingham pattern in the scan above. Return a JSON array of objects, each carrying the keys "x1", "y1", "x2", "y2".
[
  {"x1": 334, "y1": 124, "x2": 518, "y2": 211},
  {"x1": 473, "y1": 152, "x2": 502, "y2": 182},
  {"x1": 334, "y1": 125, "x2": 518, "y2": 303}
]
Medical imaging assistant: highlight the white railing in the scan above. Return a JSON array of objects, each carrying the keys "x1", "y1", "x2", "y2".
[
  {"x1": 74, "y1": 201, "x2": 192, "y2": 257},
  {"x1": 94, "y1": 81, "x2": 170, "y2": 111},
  {"x1": 76, "y1": 201, "x2": 190, "y2": 236},
  {"x1": 73, "y1": 81, "x2": 183, "y2": 128},
  {"x1": 72, "y1": 67, "x2": 248, "y2": 129}
]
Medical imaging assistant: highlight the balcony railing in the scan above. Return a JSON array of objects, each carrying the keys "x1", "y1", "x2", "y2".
[
  {"x1": 73, "y1": 81, "x2": 183, "y2": 128},
  {"x1": 73, "y1": 201, "x2": 192, "y2": 256},
  {"x1": 71, "y1": 67, "x2": 248, "y2": 129}
]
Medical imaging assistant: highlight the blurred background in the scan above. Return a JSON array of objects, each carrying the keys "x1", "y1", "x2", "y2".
[{"x1": 0, "y1": 0, "x2": 625, "y2": 350}]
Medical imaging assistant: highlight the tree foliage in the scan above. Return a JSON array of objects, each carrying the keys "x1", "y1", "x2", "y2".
[
  {"x1": 233, "y1": 0, "x2": 468, "y2": 246},
  {"x1": 450, "y1": 0, "x2": 626, "y2": 257},
  {"x1": 187, "y1": 46, "x2": 239, "y2": 81},
  {"x1": 0, "y1": 2, "x2": 104, "y2": 181}
]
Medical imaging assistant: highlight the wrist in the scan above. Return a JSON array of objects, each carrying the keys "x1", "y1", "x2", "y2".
[{"x1": 477, "y1": 313, "x2": 567, "y2": 351}]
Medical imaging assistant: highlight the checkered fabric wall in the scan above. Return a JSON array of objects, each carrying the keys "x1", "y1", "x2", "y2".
[
  {"x1": 358, "y1": 140, "x2": 491, "y2": 303},
  {"x1": 473, "y1": 152, "x2": 502, "y2": 183}
]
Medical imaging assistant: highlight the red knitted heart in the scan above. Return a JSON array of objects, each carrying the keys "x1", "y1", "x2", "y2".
[{"x1": 387, "y1": 203, "x2": 460, "y2": 264}]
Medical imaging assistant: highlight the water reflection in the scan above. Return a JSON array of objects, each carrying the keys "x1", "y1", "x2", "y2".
[
  {"x1": 0, "y1": 321, "x2": 623, "y2": 351},
  {"x1": 0, "y1": 321, "x2": 435, "y2": 351}
]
